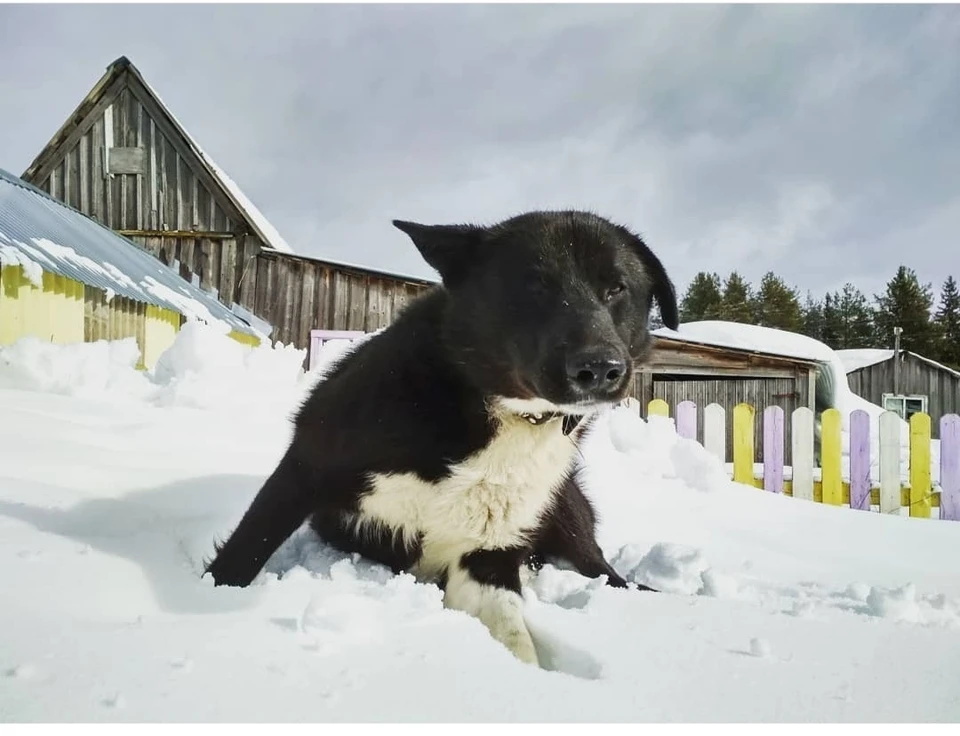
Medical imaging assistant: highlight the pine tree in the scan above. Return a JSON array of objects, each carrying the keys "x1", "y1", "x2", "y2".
[
  {"x1": 753, "y1": 272, "x2": 804, "y2": 332},
  {"x1": 873, "y1": 266, "x2": 937, "y2": 355},
  {"x1": 934, "y1": 275, "x2": 960, "y2": 368},
  {"x1": 716, "y1": 272, "x2": 756, "y2": 324},
  {"x1": 801, "y1": 292, "x2": 824, "y2": 342},
  {"x1": 679, "y1": 272, "x2": 723, "y2": 323},
  {"x1": 833, "y1": 283, "x2": 875, "y2": 349},
  {"x1": 820, "y1": 292, "x2": 842, "y2": 349}
]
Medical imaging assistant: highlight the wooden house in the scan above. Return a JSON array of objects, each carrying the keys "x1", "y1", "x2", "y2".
[
  {"x1": 645, "y1": 330, "x2": 821, "y2": 462},
  {"x1": 20, "y1": 56, "x2": 434, "y2": 355},
  {"x1": 838, "y1": 349, "x2": 960, "y2": 438}
]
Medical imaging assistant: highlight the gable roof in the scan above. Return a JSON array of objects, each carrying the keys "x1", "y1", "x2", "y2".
[
  {"x1": 21, "y1": 56, "x2": 293, "y2": 255},
  {"x1": 836, "y1": 348, "x2": 960, "y2": 378},
  {"x1": 0, "y1": 167, "x2": 260, "y2": 338},
  {"x1": 652, "y1": 321, "x2": 826, "y2": 366}
]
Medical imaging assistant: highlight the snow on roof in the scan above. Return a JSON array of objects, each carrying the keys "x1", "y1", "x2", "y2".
[
  {"x1": 911, "y1": 352, "x2": 960, "y2": 378},
  {"x1": 652, "y1": 321, "x2": 831, "y2": 363},
  {"x1": 836, "y1": 348, "x2": 960, "y2": 378},
  {"x1": 835, "y1": 349, "x2": 895, "y2": 373},
  {"x1": 0, "y1": 168, "x2": 260, "y2": 338},
  {"x1": 132, "y1": 68, "x2": 294, "y2": 255}
]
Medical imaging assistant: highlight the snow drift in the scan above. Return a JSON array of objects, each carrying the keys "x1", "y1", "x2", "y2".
[{"x1": 1, "y1": 328, "x2": 959, "y2": 722}]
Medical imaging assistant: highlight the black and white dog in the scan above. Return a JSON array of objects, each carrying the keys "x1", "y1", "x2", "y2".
[{"x1": 205, "y1": 210, "x2": 679, "y2": 666}]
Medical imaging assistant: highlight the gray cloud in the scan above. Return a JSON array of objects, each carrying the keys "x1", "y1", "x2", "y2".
[{"x1": 0, "y1": 3, "x2": 957, "y2": 302}]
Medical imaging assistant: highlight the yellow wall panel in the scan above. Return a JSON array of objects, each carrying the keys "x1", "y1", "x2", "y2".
[
  {"x1": 2, "y1": 263, "x2": 256, "y2": 370},
  {"x1": 142, "y1": 305, "x2": 181, "y2": 369},
  {"x1": 0, "y1": 265, "x2": 83, "y2": 347},
  {"x1": 228, "y1": 328, "x2": 261, "y2": 348}
]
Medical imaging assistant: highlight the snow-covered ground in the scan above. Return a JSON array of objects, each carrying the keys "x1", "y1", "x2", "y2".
[{"x1": 2, "y1": 325, "x2": 960, "y2": 722}]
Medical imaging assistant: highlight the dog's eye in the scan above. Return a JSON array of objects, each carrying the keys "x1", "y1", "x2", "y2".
[{"x1": 602, "y1": 283, "x2": 626, "y2": 302}]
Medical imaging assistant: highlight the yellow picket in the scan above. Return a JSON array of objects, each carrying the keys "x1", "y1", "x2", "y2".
[
  {"x1": 820, "y1": 408, "x2": 843, "y2": 505},
  {"x1": 647, "y1": 399, "x2": 669, "y2": 418},
  {"x1": 732, "y1": 403, "x2": 754, "y2": 486},
  {"x1": 909, "y1": 412, "x2": 932, "y2": 518}
]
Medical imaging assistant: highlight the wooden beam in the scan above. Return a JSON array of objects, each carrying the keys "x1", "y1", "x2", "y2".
[
  {"x1": 117, "y1": 229, "x2": 237, "y2": 239},
  {"x1": 124, "y1": 77, "x2": 248, "y2": 228},
  {"x1": 24, "y1": 75, "x2": 128, "y2": 186},
  {"x1": 638, "y1": 365, "x2": 799, "y2": 379}
]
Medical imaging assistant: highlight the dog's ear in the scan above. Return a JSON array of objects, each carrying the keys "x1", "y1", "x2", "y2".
[
  {"x1": 629, "y1": 235, "x2": 679, "y2": 330},
  {"x1": 393, "y1": 220, "x2": 484, "y2": 286}
]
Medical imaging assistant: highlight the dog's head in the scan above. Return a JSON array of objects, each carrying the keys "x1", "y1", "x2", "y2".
[{"x1": 394, "y1": 210, "x2": 679, "y2": 415}]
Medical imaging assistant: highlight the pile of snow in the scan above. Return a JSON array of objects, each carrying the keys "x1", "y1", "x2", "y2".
[
  {"x1": 150, "y1": 321, "x2": 312, "y2": 412},
  {"x1": 0, "y1": 336, "x2": 155, "y2": 401},
  {"x1": 0, "y1": 321, "x2": 319, "y2": 414},
  {"x1": 1, "y1": 336, "x2": 959, "y2": 721}
]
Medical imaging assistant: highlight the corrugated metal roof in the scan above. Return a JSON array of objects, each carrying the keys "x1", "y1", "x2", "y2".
[{"x1": 0, "y1": 168, "x2": 259, "y2": 337}]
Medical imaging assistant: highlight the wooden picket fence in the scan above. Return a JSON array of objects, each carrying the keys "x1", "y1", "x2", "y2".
[{"x1": 621, "y1": 398, "x2": 960, "y2": 522}]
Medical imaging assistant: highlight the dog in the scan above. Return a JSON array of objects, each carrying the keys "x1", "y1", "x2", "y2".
[{"x1": 205, "y1": 210, "x2": 679, "y2": 666}]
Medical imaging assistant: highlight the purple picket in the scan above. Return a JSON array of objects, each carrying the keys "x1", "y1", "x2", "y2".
[
  {"x1": 763, "y1": 405, "x2": 784, "y2": 493},
  {"x1": 849, "y1": 409, "x2": 871, "y2": 511},
  {"x1": 676, "y1": 400, "x2": 697, "y2": 441},
  {"x1": 940, "y1": 414, "x2": 960, "y2": 521}
]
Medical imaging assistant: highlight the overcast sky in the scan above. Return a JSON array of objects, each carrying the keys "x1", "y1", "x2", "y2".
[{"x1": 1, "y1": 3, "x2": 958, "y2": 302}]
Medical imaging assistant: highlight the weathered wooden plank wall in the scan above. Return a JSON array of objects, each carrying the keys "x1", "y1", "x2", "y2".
[
  {"x1": 249, "y1": 254, "x2": 432, "y2": 348},
  {"x1": 847, "y1": 353, "x2": 960, "y2": 438},
  {"x1": 38, "y1": 84, "x2": 242, "y2": 236}
]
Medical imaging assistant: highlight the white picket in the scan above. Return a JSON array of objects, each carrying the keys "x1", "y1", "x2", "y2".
[
  {"x1": 791, "y1": 406, "x2": 815, "y2": 501},
  {"x1": 703, "y1": 403, "x2": 726, "y2": 464},
  {"x1": 879, "y1": 411, "x2": 902, "y2": 514}
]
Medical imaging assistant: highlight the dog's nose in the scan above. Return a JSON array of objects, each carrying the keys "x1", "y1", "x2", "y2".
[{"x1": 566, "y1": 351, "x2": 627, "y2": 394}]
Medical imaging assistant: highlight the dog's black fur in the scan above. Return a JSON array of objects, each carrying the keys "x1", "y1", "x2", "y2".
[{"x1": 205, "y1": 210, "x2": 678, "y2": 663}]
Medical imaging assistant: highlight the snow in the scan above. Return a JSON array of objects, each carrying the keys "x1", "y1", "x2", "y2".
[
  {"x1": 0, "y1": 218, "x2": 255, "y2": 339},
  {"x1": 655, "y1": 321, "x2": 941, "y2": 489},
  {"x1": 135, "y1": 75, "x2": 294, "y2": 255},
  {"x1": 2, "y1": 333, "x2": 960, "y2": 721},
  {"x1": 837, "y1": 348, "x2": 960, "y2": 379},
  {"x1": 0, "y1": 242, "x2": 44, "y2": 288},
  {"x1": 203, "y1": 158, "x2": 295, "y2": 255},
  {"x1": 836, "y1": 349, "x2": 895, "y2": 373},
  {"x1": 654, "y1": 320, "x2": 833, "y2": 363}
]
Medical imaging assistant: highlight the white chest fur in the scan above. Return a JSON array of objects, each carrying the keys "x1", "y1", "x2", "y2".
[{"x1": 357, "y1": 408, "x2": 577, "y2": 579}]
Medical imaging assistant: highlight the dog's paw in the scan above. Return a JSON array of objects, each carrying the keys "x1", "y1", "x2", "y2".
[{"x1": 490, "y1": 618, "x2": 539, "y2": 666}]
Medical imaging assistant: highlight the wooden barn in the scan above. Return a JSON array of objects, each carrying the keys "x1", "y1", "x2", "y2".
[
  {"x1": 19, "y1": 56, "x2": 434, "y2": 359},
  {"x1": 838, "y1": 349, "x2": 960, "y2": 438},
  {"x1": 644, "y1": 323, "x2": 825, "y2": 463}
]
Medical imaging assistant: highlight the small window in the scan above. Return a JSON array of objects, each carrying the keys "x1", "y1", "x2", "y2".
[{"x1": 882, "y1": 393, "x2": 928, "y2": 420}]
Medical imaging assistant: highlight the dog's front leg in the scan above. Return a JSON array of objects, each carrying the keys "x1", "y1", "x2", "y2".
[{"x1": 444, "y1": 547, "x2": 538, "y2": 666}]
